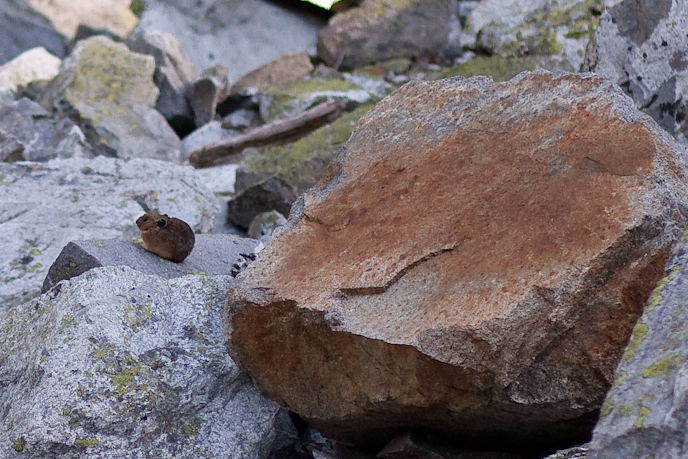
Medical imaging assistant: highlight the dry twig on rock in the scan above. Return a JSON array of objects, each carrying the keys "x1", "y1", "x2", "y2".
[{"x1": 188, "y1": 98, "x2": 348, "y2": 168}]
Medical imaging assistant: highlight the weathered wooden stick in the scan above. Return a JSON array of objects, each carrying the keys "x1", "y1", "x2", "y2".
[{"x1": 188, "y1": 98, "x2": 348, "y2": 168}]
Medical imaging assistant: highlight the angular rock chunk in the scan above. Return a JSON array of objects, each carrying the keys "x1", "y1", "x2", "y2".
[
  {"x1": 224, "y1": 71, "x2": 688, "y2": 455},
  {"x1": 0, "y1": 266, "x2": 286, "y2": 458},
  {"x1": 188, "y1": 65, "x2": 230, "y2": 128},
  {"x1": 42, "y1": 235, "x2": 259, "y2": 293},
  {"x1": 585, "y1": 0, "x2": 688, "y2": 141},
  {"x1": 132, "y1": 0, "x2": 326, "y2": 82},
  {"x1": 0, "y1": 0, "x2": 65, "y2": 65},
  {"x1": 0, "y1": 98, "x2": 90, "y2": 161},
  {"x1": 230, "y1": 52, "x2": 314, "y2": 95},
  {"x1": 39, "y1": 36, "x2": 182, "y2": 161},
  {"x1": 467, "y1": 0, "x2": 598, "y2": 72},
  {"x1": 316, "y1": 0, "x2": 454, "y2": 70},
  {"x1": 0, "y1": 47, "x2": 61, "y2": 93},
  {"x1": 587, "y1": 233, "x2": 688, "y2": 457},
  {"x1": 126, "y1": 28, "x2": 198, "y2": 135},
  {"x1": 0, "y1": 156, "x2": 219, "y2": 311}
]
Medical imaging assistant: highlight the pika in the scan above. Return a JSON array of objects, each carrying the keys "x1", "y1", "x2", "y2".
[{"x1": 136, "y1": 212, "x2": 195, "y2": 263}]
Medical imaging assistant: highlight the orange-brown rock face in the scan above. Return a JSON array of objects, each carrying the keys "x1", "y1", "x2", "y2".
[{"x1": 224, "y1": 71, "x2": 688, "y2": 454}]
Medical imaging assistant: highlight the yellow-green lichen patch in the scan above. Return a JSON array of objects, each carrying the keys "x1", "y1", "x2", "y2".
[
  {"x1": 28, "y1": 263, "x2": 42, "y2": 273},
  {"x1": 621, "y1": 322, "x2": 648, "y2": 364},
  {"x1": 109, "y1": 357, "x2": 142, "y2": 395},
  {"x1": 645, "y1": 264, "x2": 680, "y2": 313},
  {"x1": 11, "y1": 437, "x2": 25, "y2": 452},
  {"x1": 618, "y1": 404, "x2": 635, "y2": 416},
  {"x1": 262, "y1": 77, "x2": 367, "y2": 122},
  {"x1": 59, "y1": 314, "x2": 77, "y2": 333},
  {"x1": 180, "y1": 421, "x2": 201, "y2": 436},
  {"x1": 431, "y1": 55, "x2": 572, "y2": 83},
  {"x1": 74, "y1": 437, "x2": 99, "y2": 448},
  {"x1": 640, "y1": 354, "x2": 685, "y2": 378},
  {"x1": 244, "y1": 103, "x2": 372, "y2": 180},
  {"x1": 612, "y1": 371, "x2": 628, "y2": 389},
  {"x1": 123, "y1": 302, "x2": 154, "y2": 333},
  {"x1": 600, "y1": 401, "x2": 612, "y2": 417},
  {"x1": 634, "y1": 406, "x2": 651, "y2": 428},
  {"x1": 68, "y1": 40, "x2": 152, "y2": 106}
]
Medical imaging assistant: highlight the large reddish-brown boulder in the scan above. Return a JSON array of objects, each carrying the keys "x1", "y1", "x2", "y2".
[{"x1": 224, "y1": 71, "x2": 688, "y2": 455}]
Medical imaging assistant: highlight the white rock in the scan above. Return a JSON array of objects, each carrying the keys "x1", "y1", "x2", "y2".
[{"x1": 0, "y1": 47, "x2": 61, "y2": 93}]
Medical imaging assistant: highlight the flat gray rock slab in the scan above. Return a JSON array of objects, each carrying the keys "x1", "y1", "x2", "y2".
[
  {"x1": 0, "y1": 156, "x2": 220, "y2": 311},
  {"x1": 0, "y1": 265, "x2": 284, "y2": 459},
  {"x1": 588, "y1": 233, "x2": 688, "y2": 458},
  {"x1": 42, "y1": 234, "x2": 259, "y2": 292}
]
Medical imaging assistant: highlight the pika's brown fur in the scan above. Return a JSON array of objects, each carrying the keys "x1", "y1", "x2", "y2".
[{"x1": 136, "y1": 212, "x2": 195, "y2": 263}]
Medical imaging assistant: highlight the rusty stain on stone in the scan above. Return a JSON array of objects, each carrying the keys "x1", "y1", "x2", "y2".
[{"x1": 225, "y1": 71, "x2": 688, "y2": 453}]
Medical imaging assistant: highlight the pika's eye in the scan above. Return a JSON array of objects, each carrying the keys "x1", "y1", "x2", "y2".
[{"x1": 156, "y1": 218, "x2": 167, "y2": 228}]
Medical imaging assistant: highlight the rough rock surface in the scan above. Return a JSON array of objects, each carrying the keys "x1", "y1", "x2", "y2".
[
  {"x1": 466, "y1": 0, "x2": 601, "y2": 72},
  {"x1": 316, "y1": 0, "x2": 455, "y2": 70},
  {"x1": 0, "y1": 266, "x2": 286, "y2": 459},
  {"x1": 188, "y1": 65, "x2": 230, "y2": 128},
  {"x1": 224, "y1": 71, "x2": 688, "y2": 455},
  {"x1": 230, "y1": 52, "x2": 315, "y2": 95},
  {"x1": 132, "y1": 0, "x2": 326, "y2": 81},
  {"x1": 0, "y1": 0, "x2": 65, "y2": 65},
  {"x1": 0, "y1": 98, "x2": 90, "y2": 161},
  {"x1": 584, "y1": 0, "x2": 688, "y2": 142},
  {"x1": 0, "y1": 47, "x2": 61, "y2": 93},
  {"x1": 0, "y1": 155, "x2": 219, "y2": 311},
  {"x1": 126, "y1": 28, "x2": 198, "y2": 136},
  {"x1": 257, "y1": 72, "x2": 388, "y2": 124},
  {"x1": 39, "y1": 36, "x2": 182, "y2": 161},
  {"x1": 24, "y1": 0, "x2": 137, "y2": 38},
  {"x1": 587, "y1": 231, "x2": 688, "y2": 458},
  {"x1": 42, "y1": 235, "x2": 259, "y2": 293}
]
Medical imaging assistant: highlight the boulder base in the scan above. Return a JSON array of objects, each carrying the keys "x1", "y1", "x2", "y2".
[{"x1": 224, "y1": 72, "x2": 688, "y2": 455}]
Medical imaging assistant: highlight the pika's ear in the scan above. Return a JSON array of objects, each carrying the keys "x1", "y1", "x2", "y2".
[{"x1": 156, "y1": 217, "x2": 168, "y2": 228}]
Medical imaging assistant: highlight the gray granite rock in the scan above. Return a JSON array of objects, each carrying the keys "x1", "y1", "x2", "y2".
[
  {"x1": 585, "y1": 0, "x2": 688, "y2": 141},
  {"x1": 0, "y1": 98, "x2": 91, "y2": 161},
  {"x1": 188, "y1": 65, "x2": 230, "y2": 128},
  {"x1": 0, "y1": 155, "x2": 220, "y2": 311},
  {"x1": 0, "y1": 265, "x2": 285, "y2": 459},
  {"x1": 0, "y1": 130, "x2": 24, "y2": 162},
  {"x1": 39, "y1": 35, "x2": 182, "y2": 161},
  {"x1": 587, "y1": 231, "x2": 688, "y2": 457},
  {"x1": 0, "y1": 0, "x2": 65, "y2": 65},
  {"x1": 466, "y1": 0, "x2": 601, "y2": 72},
  {"x1": 0, "y1": 47, "x2": 62, "y2": 93},
  {"x1": 132, "y1": 0, "x2": 326, "y2": 82},
  {"x1": 316, "y1": 0, "x2": 455, "y2": 70},
  {"x1": 42, "y1": 234, "x2": 259, "y2": 293},
  {"x1": 126, "y1": 28, "x2": 198, "y2": 135}
]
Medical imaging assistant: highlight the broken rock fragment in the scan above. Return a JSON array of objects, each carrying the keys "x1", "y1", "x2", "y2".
[{"x1": 224, "y1": 71, "x2": 688, "y2": 455}]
